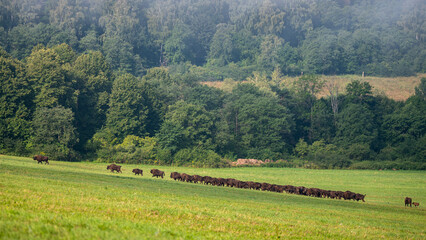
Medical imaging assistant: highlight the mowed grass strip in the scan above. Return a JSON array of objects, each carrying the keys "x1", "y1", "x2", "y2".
[{"x1": 0, "y1": 155, "x2": 425, "y2": 239}]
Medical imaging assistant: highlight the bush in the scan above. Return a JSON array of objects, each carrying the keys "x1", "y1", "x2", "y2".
[
  {"x1": 173, "y1": 147, "x2": 229, "y2": 168},
  {"x1": 350, "y1": 160, "x2": 426, "y2": 170}
]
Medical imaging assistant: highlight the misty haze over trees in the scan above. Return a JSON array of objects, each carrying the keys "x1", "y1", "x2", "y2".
[{"x1": 0, "y1": 0, "x2": 425, "y2": 169}]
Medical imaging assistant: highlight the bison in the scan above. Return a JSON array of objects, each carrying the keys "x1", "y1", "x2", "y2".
[
  {"x1": 355, "y1": 193, "x2": 366, "y2": 202},
  {"x1": 343, "y1": 191, "x2": 356, "y2": 200},
  {"x1": 180, "y1": 173, "x2": 192, "y2": 182},
  {"x1": 170, "y1": 172, "x2": 181, "y2": 181},
  {"x1": 107, "y1": 164, "x2": 122, "y2": 173},
  {"x1": 405, "y1": 197, "x2": 412, "y2": 207},
  {"x1": 192, "y1": 175, "x2": 203, "y2": 184},
  {"x1": 150, "y1": 169, "x2": 165, "y2": 178},
  {"x1": 132, "y1": 168, "x2": 143, "y2": 176},
  {"x1": 202, "y1": 176, "x2": 213, "y2": 185},
  {"x1": 33, "y1": 155, "x2": 49, "y2": 164}
]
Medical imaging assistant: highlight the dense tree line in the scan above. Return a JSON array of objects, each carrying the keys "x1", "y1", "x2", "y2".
[
  {"x1": 0, "y1": 0, "x2": 424, "y2": 78},
  {"x1": 1, "y1": 44, "x2": 425, "y2": 169}
]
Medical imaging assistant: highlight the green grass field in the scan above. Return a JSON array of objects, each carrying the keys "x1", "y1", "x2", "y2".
[{"x1": 1, "y1": 155, "x2": 425, "y2": 239}]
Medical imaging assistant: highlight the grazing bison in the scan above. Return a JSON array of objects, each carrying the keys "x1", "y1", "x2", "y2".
[
  {"x1": 33, "y1": 155, "x2": 49, "y2": 164},
  {"x1": 343, "y1": 191, "x2": 356, "y2": 200},
  {"x1": 107, "y1": 164, "x2": 122, "y2": 173},
  {"x1": 413, "y1": 202, "x2": 419, "y2": 207},
  {"x1": 132, "y1": 168, "x2": 143, "y2": 176},
  {"x1": 180, "y1": 173, "x2": 192, "y2": 182},
  {"x1": 202, "y1": 176, "x2": 213, "y2": 185},
  {"x1": 170, "y1": 172, "x2": 181, "y2": 181},
  {"x1": 192, "y1": 175, "x2": 203, "y2": 184},
  {"x1": 405, "y1": 197, "x2": 412, "y2": 207},
  {"x1": 150, "y1": 169, "x2": 165, "y2": 178},
  {"x1": 355, "y1": 193, "x2": 366, "y2": 202}
]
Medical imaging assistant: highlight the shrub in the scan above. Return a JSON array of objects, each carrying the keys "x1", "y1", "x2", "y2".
[{"x1": 173, "y1": 147, "x2": 229, "y2": 168}]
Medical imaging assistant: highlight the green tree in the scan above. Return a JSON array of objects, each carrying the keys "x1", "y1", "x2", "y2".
[
  {"x1": 72, "y1": 51, "x2": 114, "y2": 150},
  {"x1": 219, "y1": 84, "x2": 294, "y2": 159},
  {"x1": 0, "y1": 48, "x2": 32, "y2": 153},
  {"x1": 415, "y1": 77, "x2": 426, "y2": 101},
  {"x1": 208, "y1": 23, "x2": 236, "y2": 66},
  {"x1": 335, "y1": 103, "x2": 377, "y2": 148},
  {"x1": 31, "y1": 106, "x2": 78, "y2": 160},
  {"x1": 26, "y1": 45, "x2": 74, "y2": 109},
  {"x1": 156, "y1": 100, "x2": 216, "y2": 154},
  {"x1": 257, "y1": 34, "x2": 284, "y2": 71},
  {"x1": 164, "y1": 23, "x2": 197, "y2": 65},
  {"x1": 104, "y1": 73, "x2": 150, "y2": 141},
  {"x1": 301, "y1": 29, "x2": 345, "y2": 74},
  {"x1": 345, "y1": 80, "x2": 373, "y2": 103}
]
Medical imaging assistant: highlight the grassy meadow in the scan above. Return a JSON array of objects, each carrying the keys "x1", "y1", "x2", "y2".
[
  {"x1": 202, "y1": 73, "x2": 425, "y2": 101},
  {"x1": 0, "y1": 155, "x2": 425, "y2": 239}
]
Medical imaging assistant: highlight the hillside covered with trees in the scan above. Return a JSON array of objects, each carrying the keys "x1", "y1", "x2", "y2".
[{"x1": 0, "y1": 0, "x2": 425, "y2": 169}]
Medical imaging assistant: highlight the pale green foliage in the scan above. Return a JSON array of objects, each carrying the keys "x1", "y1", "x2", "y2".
[{"x1": 114, "y1": 135, "x2": 159, "y2": 164}]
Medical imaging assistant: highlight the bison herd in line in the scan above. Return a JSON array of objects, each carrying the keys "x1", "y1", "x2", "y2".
[
  {"x1": 170, "y1": 171, "x2": 366, "y2": 202},
  {"x1": 33, "y1": 159, "x2": 420, "y2": 207},
  {"x1": 107, "y1": 164, "x2": 366, "y2": 202}
]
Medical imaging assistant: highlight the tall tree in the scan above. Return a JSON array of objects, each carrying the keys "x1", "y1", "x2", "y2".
[
  {"x1": 31, "y1": 106, "x2": 78, "y2": 160},
  {"x1": 26, "y1": 45, "x2": 74, "y2": 109},
  {"x1": 219, "y1": 83, "x2": 294, "y2": 159},
  {"x1": 156, "y1": 100, "x2": 216, "y2": 154},
  {"x1": 72, "y1": 50, "x2": 114, "y2": 150},
  {"x1": 0, "y1": 48, "x2": 32, "y2": 153},
  {"x1": 104, "y1": 73, "x2": 149, "y2": 141}
]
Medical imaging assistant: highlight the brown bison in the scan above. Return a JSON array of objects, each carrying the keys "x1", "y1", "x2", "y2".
[
  {"x1": 405, "y1": 197, "x2": 412, "y2": 207},
  {"x1": 170, "y1": 172, "x2": 181, "y2": 181},
  {"x1": 150, "y1": 169, "x2": 165, "y2": 178},
  {"x1": 132, "y1": 168, "x2": 143, "y2": 176},
  {"x1": 192, "y1": 175, "x2": 203, "y2": 184},
  {"x1": 107, "y1": 164, "x2": 122, "y2": 173},
  {"x1": 33, "y1": 155, "x2": 49, "y2": 164},
  {"x1": 180, "y1": 173, "x2": 191, "y2": 182},
  {"x1": 355, "y1": 193, "x2": 366, "y2": 202},
  {"x1": 202, "y1": 176, "x2": 213, "y2": 185},
  {"x1": 413, "y1": 202, "x2": 419, "y2": 207}
]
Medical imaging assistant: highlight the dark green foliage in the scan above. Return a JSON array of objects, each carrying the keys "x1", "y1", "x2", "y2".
[
  {"x1": 218, "y1": 84, "x2": 294, "y2": 159},
  {"x1": 173, "y1": 147, "x2": 228, "y2": 168},
  {"x1": 0, "y1": 1, "x2": 425, "y2": 168},
  {"x1": 156, "y1": 100, "x2": 216, "y2": 154},
  {"x1": 335, "y1": 103, "x2": 377, "y2": 147},
  {"x1": 0, "y1": 49, "x2": 32, "y2": 154},
  {"x1": 30, "y1": 106, "x2": 78, "y2": 161},
  {"x1": 104, "y1": 73, "x2": 150, "y2": 141}
]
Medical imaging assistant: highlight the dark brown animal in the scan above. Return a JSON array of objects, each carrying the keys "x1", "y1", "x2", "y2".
[
  {"x1": 132, "y1": 168, "x2": 143, "y2": 176},
  {"x1": 261, "y1": 183, "x2": 271, "y2": 191},
  {"x1": 107, "y1": 164, "x2": 122, "y2": 173},
  {"x1": 150, "y1": 169, "x2": 165, "y2": 178},
  {"x1": 192, "y1": 175, "x2": 203, "y2": 184},
  {"x1": 33, "y1": 155, "x2": 49, "y2": 164},
  {"x1": 170, "y1": 172, "x2": 181, "y2": 181},
  {"x1": 202, "y1": 176, "x2": 213, "y2": 185},
  {"x1": 343, "y1": 191, "x2": 356, "y2": 200},
  {"x1": 405, "y1": 197, "x2": 412, "y2": 207},
  {"x1": 413, "y1": 202, "x2": 419, "y2": 207},
  {"x1": 355, "y1": 193, "x2": 366, "y2": 202}
]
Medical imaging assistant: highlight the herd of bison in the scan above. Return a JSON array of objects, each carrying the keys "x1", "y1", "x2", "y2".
[
  {"x1": 34, "y1": 157, "x2": 420, "y2": 207},
  {"x1": 106, "y1": 163, "x2": 367, "y2": 202}
]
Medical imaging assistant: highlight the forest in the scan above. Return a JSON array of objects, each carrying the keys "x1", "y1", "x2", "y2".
[{"x1": 0, "y1": 0, "x2": 425, "y2": 169}]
